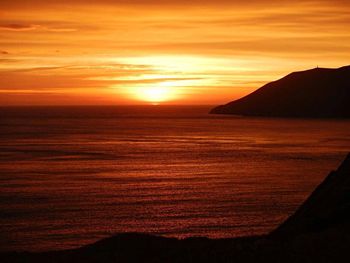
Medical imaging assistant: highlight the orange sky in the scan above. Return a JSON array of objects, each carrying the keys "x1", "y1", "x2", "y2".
[{"x1": 1, "y1": 0, "x2": 350, "y2": 105}]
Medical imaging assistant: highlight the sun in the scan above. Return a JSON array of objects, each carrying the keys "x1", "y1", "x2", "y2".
[
  {"x1": 138, "y1": 86, "x2": 172, "y2": 103},
  {"x1": 134, "y1": 81, "x2": 180, "y2": 104}
]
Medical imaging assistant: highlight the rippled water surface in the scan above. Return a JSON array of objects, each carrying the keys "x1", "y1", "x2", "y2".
[{"x1": 0, "y1": 106, "x2": 349, "y2": 251}]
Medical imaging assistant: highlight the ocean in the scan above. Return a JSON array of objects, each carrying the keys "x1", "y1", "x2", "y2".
[{"x1": 0, "y1": 105, "x2": 349, "y2": 252}]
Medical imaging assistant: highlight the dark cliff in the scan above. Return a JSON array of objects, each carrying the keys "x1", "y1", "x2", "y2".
[
  {"x1": 273, "y1": 153, "x2": 350, "y2": 237},
  {"x1": 211, "y1": 66, "x2": 350, "y2": 118}
]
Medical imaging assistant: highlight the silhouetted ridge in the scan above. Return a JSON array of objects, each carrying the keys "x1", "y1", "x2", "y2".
[
  {"x1": 273, "y1": 153, "x2": 350, "y2": 237},
  {"x1": 210, "y1": 65, "x2": 350, "y2": 118}
]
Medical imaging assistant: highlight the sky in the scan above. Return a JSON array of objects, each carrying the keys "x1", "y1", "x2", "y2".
[{"x1": 0, "y1": 0, "x2": 350, "y2": 105}]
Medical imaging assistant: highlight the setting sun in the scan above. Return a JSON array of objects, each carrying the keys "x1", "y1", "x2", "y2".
[
  {"x1": 137, "y1": 87, "x2": 172, "y2": 103},
  {"x1": 134, "y1": 81, "x2": 180, "y2": 103}
]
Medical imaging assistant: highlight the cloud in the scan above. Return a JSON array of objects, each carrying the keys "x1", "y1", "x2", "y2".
[
  {"x1": 0, "y1": 62, "x2": 164, "y2": 91},
  {"x1": 1, "y1": 0, "x2": 349, "y2": 9},
  {"x1": 95, "y1": 77, "x2": 203, "y2": 85},
  {"x1": 0, "y1": 23, "x2": 37, "y2": 31},
  {"x1": 1, "y1": 50, "x2": 9, "y2": 54},
  {"x1": 9, "y1": 66, "x2": 68, "y2": 72},
  {"x1": 0, "y1": 0, "x2": 284, "y2": 9},
  {"x1": 0, "y1": 23, "x2": 77, "y2": 32},
  {"x1": 0, "y1": 58, "x2": 19, "y2": 63}
]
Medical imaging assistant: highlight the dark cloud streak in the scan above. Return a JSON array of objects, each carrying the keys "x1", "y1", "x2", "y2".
[
  {"x1": 1, "y1": 0, "x2": 350, "y2": 8},
  {"x1": 0, "y1": 23, "x2": 37, "y2": 31}
]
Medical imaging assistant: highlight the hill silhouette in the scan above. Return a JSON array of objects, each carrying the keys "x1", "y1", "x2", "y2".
[
  {"x1": 211, "y1": 66, "x2": 350, "y2": 118},
  {"x1": 273, "y1": 152, "x2": 350, "y2": 237},
  {"x1": 1, "y1": 153, "x2": 350, "y2": 262}
]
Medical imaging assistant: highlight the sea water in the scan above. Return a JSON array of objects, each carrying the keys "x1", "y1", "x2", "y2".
[{"x1": 0, "y1": 106, "x2": 349, "y2": 251}]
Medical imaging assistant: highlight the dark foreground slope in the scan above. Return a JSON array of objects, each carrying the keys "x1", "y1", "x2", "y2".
[
  {"x1": 2, "y1": 154, "x2": 350, "y2": 263},
  {"x1": 211, "y1": 66, "x2": 350, "y2": 118}
]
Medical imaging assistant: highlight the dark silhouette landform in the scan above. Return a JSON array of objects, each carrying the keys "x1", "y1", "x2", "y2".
[
  {"x1": 210, "y1": 65, "x2": 350, "y2": 118},
  {"x1": 1, "y1": 153, "x2": 350, "y2": 262}
]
